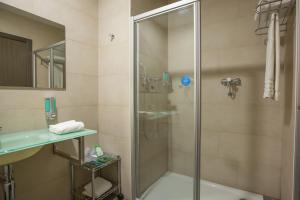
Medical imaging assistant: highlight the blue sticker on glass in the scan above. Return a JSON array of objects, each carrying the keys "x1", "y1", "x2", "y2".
[{"x1": 181, "y1": 75, "x2": 191, "y2": 87}]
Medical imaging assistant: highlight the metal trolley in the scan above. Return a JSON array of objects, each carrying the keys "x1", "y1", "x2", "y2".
[{"x1": 70, "y1": 153, "x2": 124, "y2": 200}]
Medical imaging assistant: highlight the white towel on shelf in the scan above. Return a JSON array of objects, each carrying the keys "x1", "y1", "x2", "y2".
[
  {"x1": 254, "y1": 0, "x2": 292, "y2": 21},
  {"x1": 49, "y1": 120, "x2": 85, "y2": 134},
  {"x1": 263, "y1": 12, "x2": 280, "y2": 101},
  {"x1": 82, "y1": 177, "x2": 112, "y2": 198}
]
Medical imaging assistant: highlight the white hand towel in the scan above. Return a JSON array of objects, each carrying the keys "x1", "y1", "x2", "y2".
[
  {"x1": 274, "y1": 12, "x2": 280, "y2": 101},
  {"x1": 263, "y1": 13, "x2": 276, "y2": 99},
  {"x1": 82, "y1": 177, "x2": 112, "y2": 197},
  {"x1": 49, "y1": 120, "x2": 84, "y2": 134},
  {"x1": 263, "y1": 12, "x2": 280, "y2": 101}
]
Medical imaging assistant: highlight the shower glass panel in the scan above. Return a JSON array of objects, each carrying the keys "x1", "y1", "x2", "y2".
[
  {"x1": 52, "y1": 43, "x2": 65, "y2": 88},
  {"x1": 133, "y1": 1, "x2": 200, "y2": 200}
]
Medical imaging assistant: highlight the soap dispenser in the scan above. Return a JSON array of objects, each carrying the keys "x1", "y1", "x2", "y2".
[{"x1": 45, "y1": 97, "x2": 57, "y2": 126}]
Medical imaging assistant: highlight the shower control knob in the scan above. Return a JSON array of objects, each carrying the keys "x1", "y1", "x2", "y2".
[{"x1": 221, "y1": 77, "x2": 242, "y2": 99}]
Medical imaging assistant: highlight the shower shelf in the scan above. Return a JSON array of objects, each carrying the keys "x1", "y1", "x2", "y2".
[
  {"x1": 255, "y1": 0, "x2": 295, "y2": 35},
  {"x1": 139, "y1": 111, "x2": 176, "y2": 120}
]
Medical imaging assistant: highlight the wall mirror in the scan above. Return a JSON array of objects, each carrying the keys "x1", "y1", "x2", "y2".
[{"x1": 0, "y1": 3, "x2": 66, "y2": 90}]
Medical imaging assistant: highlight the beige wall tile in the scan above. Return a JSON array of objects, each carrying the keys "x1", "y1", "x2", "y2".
[
  {"x1": 99, "y1": 0, "x2": 130, "y2": 46},
  {"x1": 171, "y1": 125, "x2": 195, "y2": 154},
  {"x1": 0, "y1": 108, "x2": 45, "y2": 133},
  {"x1": 99, "y1": 42, "x2": 130, "y2": 76},
  {"x1": 201, "y1": 131, "x2": 220, "y2": 157},
  {"x1": 57, "y1": 73, "x2": 98, "y2": 107},
  {"x1": 237, "y1": 163, "x2": 281, "y2": 198},
  {"x1": 219, "y1": 133, "x2": 282, "y2": 168},
  {"x1": 0, "y1": 0, "x2": 99, "y2": 199},
  {"x1": 66, "y1": 40, "x2": 98, "y2": 76},
  {"x1": 202, "y1": 103, "x2": 284, "y2": 137},
  {"x1": 58, "y1": 106, "x2": 98, "y2": 130},
  {"x1": 98, "y1": 0, "x2": 132, "y2": 199},
  {"x1": 201, "y1": 156, "x2": 239, "y2": 187},
  {"x1": 131, "y1": 0, "x2": 169, "y2": 16},
  {"x1": 202, "y1": 0, "x2": 240, "y2": 26},
  {"x1": 98, "y1": 105, "x2": 130, "y2": 138},
  {"x1": 169, "y1": 149, "x2": 186, "y2": 174},
  {"x1": 63, "y1": 0, "x2": 99, "y2": 20},
  {"x1": 98, "y1": 75, "x2": 129, "y2": 106}
]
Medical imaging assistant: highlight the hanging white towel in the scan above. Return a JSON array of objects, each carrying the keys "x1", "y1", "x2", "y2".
[
  {"x1": 263, "y1": 12, "x2": 280, "y2": 101},
  {"x1": 274, "y1": 13, "x2": 280, "y2": 100}
]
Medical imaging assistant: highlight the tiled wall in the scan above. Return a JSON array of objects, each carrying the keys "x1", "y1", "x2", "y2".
[
  {"x1": 201, "y1": 0, "x2": 285, "y2": 198},
  {"x1": 201, "y1": 0, "x2": 295, "y2": 198},
  {"x1": 0, "y1": 1, "x2": 295, "y2": 200},
  {"x1": 0, "y1": 0, "x2": 99, "y2": 199},
  {"x1": 98, "y1": 0, "x2": 131, "y2": 199},
  {"x1": 131, "y1": 0, "x2": 168, "y2": 16},
  {"x1": 167, "y1": 0, "x2": 295, "y2": 199}
]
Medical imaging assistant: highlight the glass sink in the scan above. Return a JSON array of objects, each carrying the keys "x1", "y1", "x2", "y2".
[
  {"x1": 0, "y1": 134, "x2": 43, "y2": 150},
  {"x1": 0, "y1": 129, "x2": 96, "y2": 165}
]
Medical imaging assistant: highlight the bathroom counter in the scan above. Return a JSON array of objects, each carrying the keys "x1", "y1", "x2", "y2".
[{"x1": 0, "y1": 129, "x2": 96, "y2": 156}]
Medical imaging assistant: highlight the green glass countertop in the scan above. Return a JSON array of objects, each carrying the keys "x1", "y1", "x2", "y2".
[{"x1": 0, "y1": 129, "x2": 97, "y2": 156}]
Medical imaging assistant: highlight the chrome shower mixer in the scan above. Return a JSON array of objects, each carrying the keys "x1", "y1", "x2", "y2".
[{"x1": 221, "y1": 77, "x2": 242, "y2": 99}]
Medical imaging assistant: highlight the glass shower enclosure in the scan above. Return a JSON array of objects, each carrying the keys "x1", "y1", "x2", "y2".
[{"x1": 132, "y1": 0, "x2": 201, "y2": 199}]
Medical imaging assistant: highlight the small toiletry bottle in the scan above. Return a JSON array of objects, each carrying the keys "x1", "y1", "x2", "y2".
[
  {"x1": 45, "y1": 97, "x2": 57, "y2": 126},
  {"x1": 95, "y1": 145, "x2": 104, "y2": 157}
]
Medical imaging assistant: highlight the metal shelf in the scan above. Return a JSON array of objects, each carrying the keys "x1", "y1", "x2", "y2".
[
  {"x1": 255, "y1": 0, "x2": 295, "y2": 35},
  {"x1": 70, "y1": 153, "x2": 123, "y2": 200}
]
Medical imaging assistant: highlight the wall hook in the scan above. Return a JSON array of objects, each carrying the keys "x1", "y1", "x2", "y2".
[{"x1": 109, "y1": 33, "x2": 115, "y2": 41}]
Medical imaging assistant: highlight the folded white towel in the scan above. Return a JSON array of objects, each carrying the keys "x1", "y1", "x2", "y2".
[
  {"x1": 82, "y1": 177, "x2": 112, "y2": 197},
  {"x1": 263, "y1": 12, "x2": 280, "y2": 101},
  {"x1": 49, "y1": 120, "x2": 85, "y2": 134}
]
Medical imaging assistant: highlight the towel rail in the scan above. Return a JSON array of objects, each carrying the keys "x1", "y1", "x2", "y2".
[{"x1": 255, "y1": 0, "x2": 295, "y2": 35}]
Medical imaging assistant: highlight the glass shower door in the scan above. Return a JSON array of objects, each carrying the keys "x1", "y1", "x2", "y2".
[{"x1": 133, "y1": 1, "x2": 200, "y2": 200}]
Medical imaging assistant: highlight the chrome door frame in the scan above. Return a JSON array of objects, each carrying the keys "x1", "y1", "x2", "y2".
[
  {"x1": 131, "y1": 0, "x2": 201, "y2": 199},
  {"x1": 294, "y1": 0, "x2": 300, "y2": 199}
]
